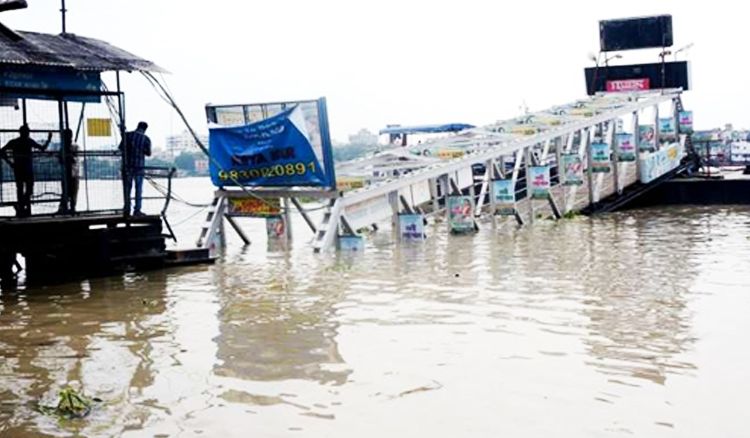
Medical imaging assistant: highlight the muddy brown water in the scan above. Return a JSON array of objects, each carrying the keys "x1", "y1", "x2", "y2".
[{"x1": 1, "y1": 181, "x2": 749, "y2": 437}]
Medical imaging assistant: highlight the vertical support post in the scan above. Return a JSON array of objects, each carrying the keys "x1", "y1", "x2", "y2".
[
  {"x1": 585, "y1": 127, "x2": 595, "y2": 207},
  {"x1": 611, "y1": 118, "x2": 622, "y2": 194},
  {"x1": 653, "y1": 104, "x2": 660, "y2": 151},
  {"x1": 440, "y1": 174, "x2": 450, "y2": 222},
  {"x1": 388, "y1": 190, "x2": 399, "y2": 227},
  {"x1": 525, "y1": 146, "x2": 534, "y2": 224},
  {"x1": 21, "y1": 99, "x2": 27, "y2": 125},
  {"x1": 555, "y1": 136, "x2": 565, "y2": 214},
  {"x1": 116, "y1": 72, "x2": 128, "y2": 216},
  {"x1": 468, "y1": 169, "x2": 477, "y2": 207},
  {"x1": 283, "y1": 197, "x2": 293, "y2": 241},
  {"x1": 488, "y1": 159, "x2": 497, "y2": 227},
  {"x1": 60, "y1": 0, "x2": 67, "y2": 34},
  {"x1": 633, "y1": 111, "x2": 641, "y2": 182},
  {"x1": 672, "y1": 98, "x2": 680, "y2": 140},
  {"x1": 428, "y1": 177, "x2": 439, "y2": 215},
  {"x1": 57, "y1": 98, "x2": 68, "y2": 214}
]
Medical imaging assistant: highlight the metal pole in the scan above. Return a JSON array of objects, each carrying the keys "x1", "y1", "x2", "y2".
[
  {"x1": 290, "y1": 197, "x2": 317, "y2": 233},
  {"x1": 611, "y1": 118, "x2": 621, "y2": 194},
  {"x1": 21, "y1": 99, "x2": 27, "y2": 125},
  {"x1": 60, "y1": 0, "x2": 67, "y2": 34},
  {"x1": 224, "y1": 214, "x2": 250, "y2": 246},
  {"x1": 58, "y1": 99, "x2": 68, "y2": 214},
  {"x1": 653, "y1": 104, "x2": 660, "y2": 151},
  {"x1": 585, "y1": 128, "x2": 595, "y2": 207},
  {"x1": 525, "y1": 146, "x2": 534, "y2": 224},
  {"x1": 116, "y1": 71, "x2": 128, "y2": 216},
  {"x1": 633, "y1": 111, "x2": 641, "y2": 182},
  {"x1": 283, "y1": 197, "x2": 293, "y2": 241}
]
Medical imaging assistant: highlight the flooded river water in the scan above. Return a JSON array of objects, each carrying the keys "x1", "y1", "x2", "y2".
[{"x1": 1, "y1": 179, "x2": 749, "y2": 437}]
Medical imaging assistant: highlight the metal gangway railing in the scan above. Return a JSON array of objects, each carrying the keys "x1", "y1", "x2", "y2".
[
  {"x1": 0, "y1": 149, "x2": 176, "y2": 227},
  {"x1": 309, "y1": 89, "x2": 688, "y2": 251}
]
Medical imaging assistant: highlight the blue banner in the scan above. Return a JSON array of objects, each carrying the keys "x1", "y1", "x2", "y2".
[
  {"x1": 1, "y1": 66, "x2": 102, "y2": 102},
  {"x1": 209, "y1": 106, "x2": 328, "y2": 187}
]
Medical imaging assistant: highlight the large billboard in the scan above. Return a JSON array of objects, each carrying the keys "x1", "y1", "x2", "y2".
[{"x1": 205, "y1": 98, "x2": 336, "y2": 188}]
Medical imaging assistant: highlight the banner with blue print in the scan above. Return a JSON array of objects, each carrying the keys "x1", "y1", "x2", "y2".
[
  {"x1": 492, "y1": 179, "x2": 516, "y2": 215},
  {"x1": 209, "y1": 106, "x2": 328, "y2": 187}
]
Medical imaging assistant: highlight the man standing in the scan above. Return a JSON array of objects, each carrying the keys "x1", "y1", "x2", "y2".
[
  {"x1": 0, "y1": 125, "x2": 51, "y2": 217},
  {"x1": 58, "y1": 129, "x2": 79, "y2": 214},
  {"x1": 119, "y1": 121, "x2": 151, "y2": 216}
]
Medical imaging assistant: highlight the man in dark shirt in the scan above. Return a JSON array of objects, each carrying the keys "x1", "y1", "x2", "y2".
[
  {"x1": 0, "y1": 125, "x2": 51, "y2": 217},
  {"x1": 119, "y1": 121, "x2": 151, "y2": 216}
]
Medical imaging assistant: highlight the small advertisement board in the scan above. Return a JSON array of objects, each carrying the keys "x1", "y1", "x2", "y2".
[
  {"x1": 399, "y1": 214, "x2": 425, "y2": 240},
  {"x1": 678, "y1": 111, "x2": 693, "y2": 134},
  {"x1": 561, "y1": 154, "x2": 584, "y2": 185},
  {"x1": 638, "y1": 125, "x2": 656, "y2": 152},
  {"x1": 492, "y1": 179, "x2": 516, "y2": 215},
  {"x1": 529, "y1": 166, "x2": 551, "y2": 199},
  {"x1": 265, "y1": 216, "x2": 286, "y2": 240},
  {"x1": 448, "y1": 196, "x2": 475, "y2": 233},
  {"x1": 615, "y1": 133, "x2": 636, "y2": 162},
  {"x1": 227, "y1": 197, "x2": 281, "y2": 218},
  {"x1": 591, "y1": 142, "x2": 612, "y2": 173}
]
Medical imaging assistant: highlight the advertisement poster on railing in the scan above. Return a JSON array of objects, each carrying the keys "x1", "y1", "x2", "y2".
[
  {"x1": 679, "y1": 111, "x2": 693, "y2": 134},
  {"x1": 338, "y1": 235, "x2": 365, "y2": 251},
  {"x1": 659, "y1": 118, "x2": 677, "y2": 141},
  {"x1": 529, "y1": 165, "x2": 551, "y2": 199},
  {"x1": 561, "y1": 154, "x2": 583, "y2": 186},
  {"x1": 615, "y1": 133, "x2": 636, "y2": 162},
  {"x1": 639, "y1": 142, "x2": 684, "y2": 183},
  {"x1": 591, "y1": 142, "x2": 611, "y2": 173},
  {"x1": 492, "y1": 179, "x2": 516, "y2": 215},
  {"x1": 399, "y1": 214, "x2": 425, "y2": 240},
  {"x1": 730, "y1": 141, "x2": 750, "y2": 164},
  {"x1": 638, "y1": 125, "x2": 656, "y2": 152},
  {"x1": 227, "y1": 197, "x2": 281, "y2": 217},
  {"x1": 448, "y1": 196, "x2": 475, "y2": 233},
  {"x1": 265, "y1": 215, "x2": 286, "y2": 240}
]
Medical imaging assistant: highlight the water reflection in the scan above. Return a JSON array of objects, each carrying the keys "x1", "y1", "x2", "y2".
[
  {"x1": 0, "y1": 203, "x2": 749, "y2": 437},
  {"x1": 211, "y1": 251, "x2": 351, "y2": 385},
  {"x1": 580, "y1": 211, "x2": 698, "y2": 386},
  {"x1": 0, "y1": 271, "x2": 171, "y2": 437}
]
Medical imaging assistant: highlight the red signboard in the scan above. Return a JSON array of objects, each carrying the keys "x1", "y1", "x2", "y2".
[{"x1": 606, "y1": 78, "x2": 650, "y2": 92}]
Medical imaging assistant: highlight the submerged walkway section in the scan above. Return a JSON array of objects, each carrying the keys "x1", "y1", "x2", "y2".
[
  {"x1": 202, "y1": 90, "x2": 689, "y2": 253},
  {"x1": 314, "y1": 90, "x2": 686, "y2": 251}
]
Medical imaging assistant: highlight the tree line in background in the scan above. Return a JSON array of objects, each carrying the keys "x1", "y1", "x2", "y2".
[
  {"x1": 332, "y1": 142, "x2": 379, "y2": 162},
  {"x1": 148, "y1": 152, "x2": 209, "y2": 177}
]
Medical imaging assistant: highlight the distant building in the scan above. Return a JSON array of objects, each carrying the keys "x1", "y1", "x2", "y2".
[
  {"x1": 165, "y1": 130, "x2": 208, "y2": 157},
  {"x1": 195, "y1": 158, "x2": 209, "y2": 174},
  {"x1": 348, "y1": 128, "x2": 377, "y2": 146}
]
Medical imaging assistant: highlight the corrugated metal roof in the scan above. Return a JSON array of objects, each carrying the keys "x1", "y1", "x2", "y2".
[{"x1": 0, "y1": 27, "x2": 166, "y2": 72}]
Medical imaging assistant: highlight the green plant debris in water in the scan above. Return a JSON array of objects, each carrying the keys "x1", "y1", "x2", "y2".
[
  {"x1": 563, "y1": 210, "x2": 580, "y2": 219},
  {"x1": 37, "y1": 387, "x2": 101, "y2": 419}
]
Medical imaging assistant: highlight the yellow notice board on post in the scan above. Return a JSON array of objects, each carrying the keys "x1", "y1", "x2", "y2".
[
  {"x1": 87, "y1": 118, "x2": 112, "y2": 137},
  {"x1": 227, "y1": 197, "x2": 281, "y2": 218}
]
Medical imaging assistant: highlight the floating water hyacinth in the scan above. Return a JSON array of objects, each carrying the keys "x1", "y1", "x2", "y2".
[{"x1": 37, "y1": 387, "x2": 101, "y2": 419}]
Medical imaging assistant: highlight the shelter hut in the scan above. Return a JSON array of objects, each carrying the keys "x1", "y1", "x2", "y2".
[{"x1": 0, "y1": 15, "x2": 181, "y2": 287}]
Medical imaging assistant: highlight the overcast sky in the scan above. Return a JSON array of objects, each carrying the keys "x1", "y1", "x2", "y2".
[{"x1": 2, "y1": 0, "x2": 748, "y2": 146}]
